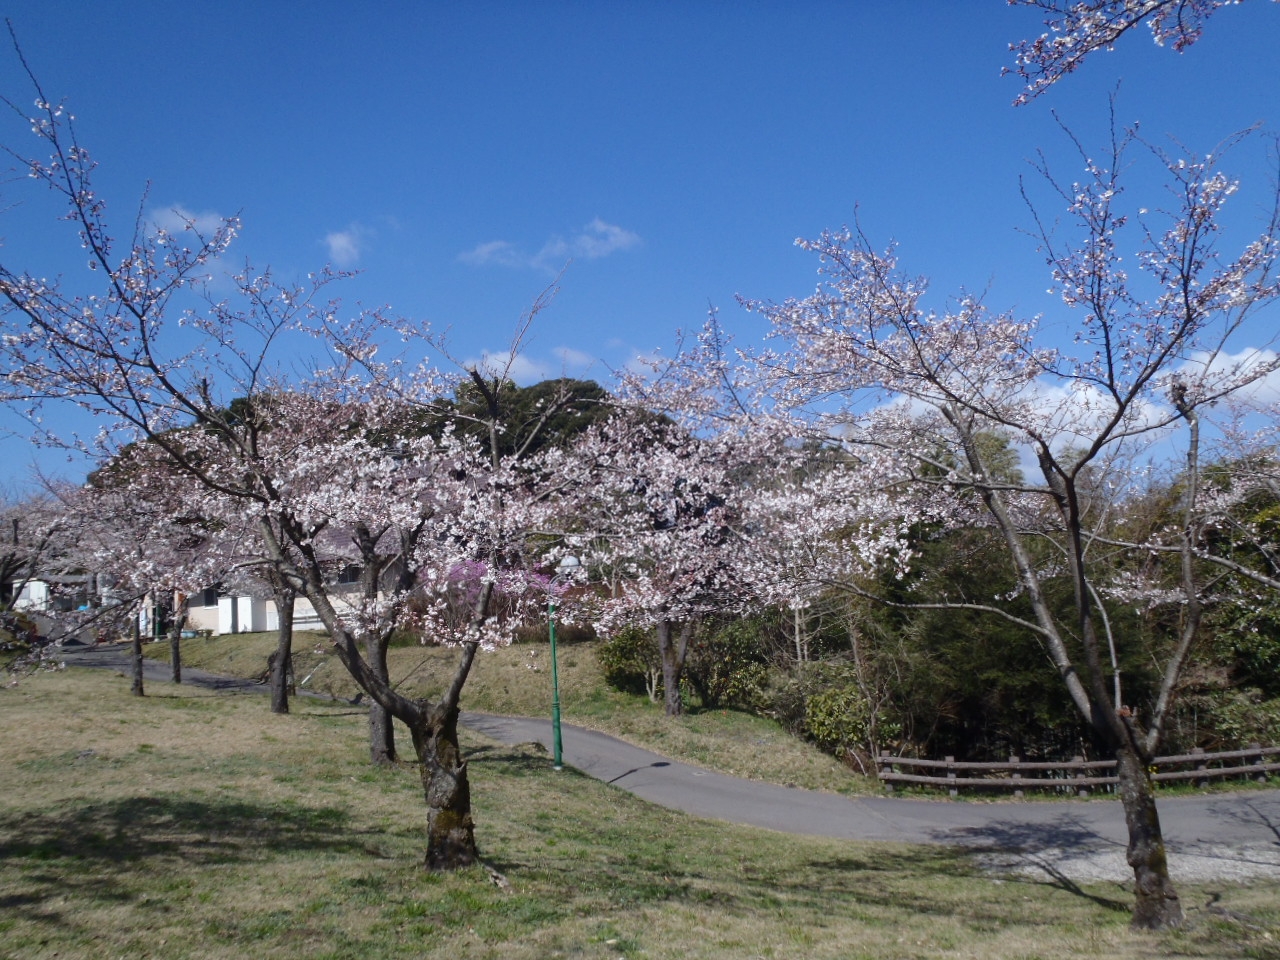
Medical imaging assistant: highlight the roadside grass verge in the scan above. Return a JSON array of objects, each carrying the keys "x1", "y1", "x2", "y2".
[
  {"x1": 146, "y1": 632, "x2": 867, "y2": 794},
  {"x1": 4, "y1": 669, "x2": 1279, "y2": 959}
]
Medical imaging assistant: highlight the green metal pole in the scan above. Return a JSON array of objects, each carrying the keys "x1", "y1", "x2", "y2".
[{"x1": 549, "y1": 596, "x2": 563, "y2": 770}]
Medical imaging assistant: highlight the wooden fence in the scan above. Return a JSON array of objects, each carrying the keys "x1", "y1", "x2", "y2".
[{"x1": 877, "y1": 744, "x2": 1280, "y2": 797}]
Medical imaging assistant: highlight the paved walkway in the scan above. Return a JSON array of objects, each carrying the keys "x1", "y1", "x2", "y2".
[
  {"x1": 56, "y1": 641, "x2": 1280, "y2": 882},
  {"x1": 464, "y1": 713, "x2": 1280, "y2": 882}
]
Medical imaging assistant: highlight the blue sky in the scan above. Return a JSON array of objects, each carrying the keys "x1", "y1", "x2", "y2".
[{"x1": 1, "y1": 1, "x2": 1277, "y2": 488}]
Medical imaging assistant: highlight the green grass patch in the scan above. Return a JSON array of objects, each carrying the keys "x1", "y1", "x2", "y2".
[{"x1": 2, "y1": 669, "x2": 1279, "y2": 958}]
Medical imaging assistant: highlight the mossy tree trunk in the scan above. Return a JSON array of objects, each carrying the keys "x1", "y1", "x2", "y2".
[
  {"x1": 1115, "y1": 740, "x2": 1183, "y2": 929},
  {"x1": 411, "y1": 701, "x2": 477, "y2": 870}
]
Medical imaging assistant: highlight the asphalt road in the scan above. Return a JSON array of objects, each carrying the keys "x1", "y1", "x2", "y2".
[{"x1": 53, "y1": 640, "x2": 1280, "y2": 881}]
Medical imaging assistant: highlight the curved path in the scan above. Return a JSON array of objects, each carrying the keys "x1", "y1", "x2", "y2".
[
  {"x1": 56, "y1": 641, "x2": 1280, "y2": 881},
  {"x1": 465, "y1": 713, "x2": 1280, "y2": 882}
]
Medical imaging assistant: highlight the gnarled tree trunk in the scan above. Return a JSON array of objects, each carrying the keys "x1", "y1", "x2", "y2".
[{"x1": 411, "y1": 701, "x2": 477, "y2": 870}]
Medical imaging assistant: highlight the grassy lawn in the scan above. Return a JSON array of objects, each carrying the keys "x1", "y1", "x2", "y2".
[
  {"x1": 147, "y1": 632, "x2": 869, "y2": 794},
  {"x1": 3, "y1": 669, "x2": 1279, "y2": 959}
]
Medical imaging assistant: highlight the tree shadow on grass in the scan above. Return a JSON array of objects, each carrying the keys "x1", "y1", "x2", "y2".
[
  {"x1": 0, "y1": 794, "x2": 380, "y2": 938},
  {"x1": 916, "y1": 814, "x2": 1131, "y2": 913},
  {"x1": 0, "y1": 794, "x2": 369, "y2": 866},
  {"x1": 466, "y1": 745, "x2": 559, "y2": 777},
  {"x1": 798, "y1": 846, "x2": 1131, "y2": 924}
]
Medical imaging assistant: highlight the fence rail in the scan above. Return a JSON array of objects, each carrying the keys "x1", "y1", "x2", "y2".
[{"x1": 877, "y1": 744, "x2": 1280, "y2": 796}]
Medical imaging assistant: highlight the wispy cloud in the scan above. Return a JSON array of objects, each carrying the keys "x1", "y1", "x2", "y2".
[
  {"x1": 552, "y1": 346, "x2": 597, "y2": 372},
  {"x1": 466, "y1": 346, "x2": 600, "y2": 385},
  {"x1": 468, "y1": 350, "x2": 552, "y2": 385},
  {"x1": 148, "y1": 205, "x2": 228, "y2": 238},
  {"x1": 324, "y1": 223, "x2": 372, "y2": 267},
  {"x1": 457, "y1": 240, "x2": 526, "y2": 268},
  {"x1": 459, "y1": 218, "x2": 641, "y2": 273}
]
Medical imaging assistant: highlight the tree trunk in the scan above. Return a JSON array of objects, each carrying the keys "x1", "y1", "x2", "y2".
[
  {"x1": 1115, "y1": 740, "x2": 1183, "y2": 929},
  {"x1": 130, "y1": 611, "x2": 144, "y2": 697},
  {"x1": 268, "y1": 588, "x2": 295, "y2": 715},
  {"x1": 657, "y1": 619, "x2": 692, "y2": 716},
  {"x1": 166, "y1": 597, "x2": 187, "y2": 685},
  {"x1": 411, "y1": 703, "x2": 478, "y2": 870},
  {"x1": 168, "y1": 629, "x2": 181, "y2": 684},
  {"x1": 366, "y1": 634, "x2": 397, "y2": 764}
]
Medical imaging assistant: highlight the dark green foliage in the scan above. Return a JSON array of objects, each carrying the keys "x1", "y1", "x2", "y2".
[
  {"x1": 441, "y1": 378, "x2": 613, "y2": 459},
  {"x1": 599, "y1": 618, "x2": 771, "y2": 712},
  {"x1": 597, "y1": 626, "x2": 661, "y2": 701},
  {"x1": 683, "y1": 618, "x2": 770, "y2": 711},
  {"x1": 804, "y1": 684, "x2": 876, "y2": 762}
]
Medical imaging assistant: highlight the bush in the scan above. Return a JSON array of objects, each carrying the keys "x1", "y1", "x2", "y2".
[
  {"x1": 804, "y1": 685, "x2": 873, "y2": 757},
  {"x1": 684, "y1": 618, "x2": 770, "y2": 711},
  {"x1": 1194, "y1": 687, "x2": 1280, "y2": 749},
  {"x1": 597, "y1": 626, "x2": 661, "y2": 701}
]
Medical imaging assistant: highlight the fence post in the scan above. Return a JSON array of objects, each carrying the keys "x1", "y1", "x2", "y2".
[
  {"x1": 1192, "y1": 746, "x2": 1208, "y2": 789},
  {"x1": 946, "y1": 755, "x2": 957, "y2": 798},
  {"x1": 1010, "y1": 754, "x2": 1023, "y2": 799},
  {"x1": 1073, "y1": 756, "x2": 1088, "y2": 798},
  {"x1": 879, "y1": 750, "x2": 895, "y2": 792},
  {"x1": 1251, "y1": 743, "x2": 1266, "y2": 784}
]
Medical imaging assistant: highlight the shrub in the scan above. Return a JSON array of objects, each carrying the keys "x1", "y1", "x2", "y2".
[
  {"x1": 597, "y1": 626, "x2": 661, "y2": 702},
  {"x1": 684, "y1": 618, "x2": 770, "y2": 711}
]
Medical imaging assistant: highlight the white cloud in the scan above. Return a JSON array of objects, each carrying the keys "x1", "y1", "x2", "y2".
[
  {"x1": 324, "y1": 224, "x2": 372, "y2": 268},
  {"x1": 551, "y1": 346, "x2": 597, "y2": 372},
  {"x1": 465, "y1": 346, "x2": 599, "y2": 385},
  {"x1": 468, "y1": 350, "x2": 553, "y2": 385},
  {"x1": 1176, "y1": 347, "x2": 1280, "y2": 408},
  {"x1": 148, "y1": 205, "x2": 228, "y2": 239},
  {"x1": 459, "y1": 219, "x2": 641, "y2": 273},
  {"x1": 457, "y1": 240, "x2": 525, "y2": 268}
]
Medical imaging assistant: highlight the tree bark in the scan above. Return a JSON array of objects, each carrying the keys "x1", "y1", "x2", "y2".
[
  {"x1": 166, "y1": 596, "x2": 187, "y2": 685},
  {"x1": 130, "y1": 610, "x2": 144, "y2": 697},
  {"x1": 411, "y1": 702, "x2": 478, "y2": 870},
  {"x1": 268, "y1": 587, "x2": 295, "y2": 715},
  {"x1": 366, "y1": 634, "x2": 397, "y2": 764},
  {"x1": 657, "y1": 619, "x2": 693, "y2": 716},
  {"x1": 1114, "y1": 739, "x2": 1183, "y2": 929}
]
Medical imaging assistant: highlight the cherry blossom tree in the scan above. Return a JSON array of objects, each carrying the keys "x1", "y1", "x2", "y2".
[
  {"x1": 0, "y1": 491, "x2": 68, "y2": 669},
  {"x1": 727, "y1": 119, "x2": 1280, "y2": 927},
  {"x1": 52, "y1": 460, "x2": 233, "y2": 694},
  {"x1": 0, "y1": 57, "x2": 573, "y2": 870},
  {"x1": 1008, "y1": 0, "x2": 1278, "y2": 103},
  {"x1": 559, "y1": 417, "x2": 752, "y2": 714}
]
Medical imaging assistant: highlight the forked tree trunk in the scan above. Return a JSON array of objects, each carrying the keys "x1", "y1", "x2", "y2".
[
  {"x1": 1114, "y1": 740, "x2": 1183, "y2": 929},
  {"x1": 366, "y1": 634, "x2": 397, "y2": 764},
  {"x1": 656, "y1": 619, "x2": 693, "y2": 716},
  {"x1": 411, "y1": 702, "x2": 477, "y2": 870},
  {"x1": 268, "y1": 588, "x2": 295, "y2": 715},
  {"x1": 130, "y1": 612, "x2": 144, "y2": 697}
]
